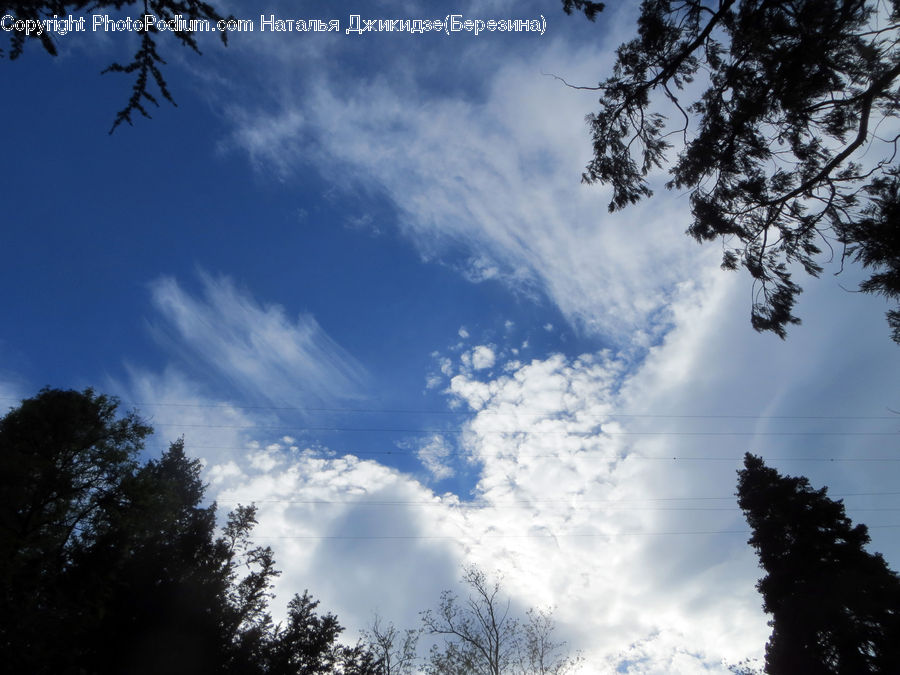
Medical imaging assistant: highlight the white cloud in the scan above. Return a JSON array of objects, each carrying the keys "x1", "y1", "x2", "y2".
[
  {"x1": 208, "y1": 460, "x2": 243, "y2": 485},
  {"x1": 458, "y1": 326, "x2": 470, "y2": 339},
  {"x1": 111, "y1": 365, "x2": 261, "y2": 466},
  {"x1": 470, "y1": 345, "x2": 496, "y2": 370},
  {"x1": 438, "y1": 357, "x2": 453, "y2": 376},
  {"x1": 116, "y1": 261, "x2": 900, "y2": 674},
  {"x1": 148, "y1": 272, "x2": 367, "y2": 406},
  {"x1": 226, "y1": 41, "x2": 705, "y2": 343},
  {"x1": 206, "y1": 11, "x2": 900, "y2": 672},
  {"x1": 413, "y1": 433, "x2": 455, "y2": 481}
]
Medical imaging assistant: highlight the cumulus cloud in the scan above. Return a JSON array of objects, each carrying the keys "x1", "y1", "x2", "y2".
[
  {"x1": 201, "y1": 9, "x2": 900, "y2": 672},
  {"x1": 114, "y1": 260, "x2": 900, "y2": 674},
  {"x1": 471, "y1": 345, "x2": 496, "y2": 370},
  {"x1": 460, "y1": 344, "x2": 497, "y2": 372},
  {"x1": 148, "y1": 272, "x2": 367, "y2": 406}
]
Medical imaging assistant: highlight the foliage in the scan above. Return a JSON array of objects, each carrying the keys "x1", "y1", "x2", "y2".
[
  {"x1": 362, "y1": 615, "x2": 421, "y2": 675},
  {"x1": 0, "y1": 388, "x2": 375, "y2": 675},
  {"x1": 421, "y1": 565, "x2": 580, "y2": 675},
  {"x1": 565, "y1": 0, "x2": 900, "y2": 343},
  {"x1": 0, "y1": 1, "x2": 231, "y2": 132},
  {"x1": 737, "y1": 453, "x2": 900, "y2": 673},
  {"x1": 516, "y1": 607, "x2": 583, "y2": 675}
]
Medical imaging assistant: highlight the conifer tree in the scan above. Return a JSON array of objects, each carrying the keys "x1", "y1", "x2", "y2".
[
  {"x1": 0, "y1": 388, "x2": 376, "y2": 675},
  {"x1": 564, "y1": 0, "x2": 900, "y2": 343},
  {"x1": 737, "y1": 453, "x2": 900, "y2": 674}
]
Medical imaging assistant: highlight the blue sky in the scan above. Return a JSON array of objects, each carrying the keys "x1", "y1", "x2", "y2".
[{"x1": 2, "y1": 1, "x2": 900, "y2": 672}]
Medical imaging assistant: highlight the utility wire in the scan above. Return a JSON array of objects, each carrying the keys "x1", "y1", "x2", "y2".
[
  {"x1": 247, "y1": 524, "x2": 900, "y2": 541},
  {"x1": 147, "y1": 421, "x2": 898, "y2": 436},
  {"x1": 4, "y1": 396, "x2": 895, "y2": 421},
  {"x1": 216, "y1": 492, "x2": 900, "y2": 510},
  {"x1": 213, "y1": 500, "x2": 900, "y2": 512}
]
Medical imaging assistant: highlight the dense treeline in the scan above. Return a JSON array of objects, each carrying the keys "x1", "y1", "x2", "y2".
[
  {"x1": 0, "y1": 388, "x2": 377, "y2": 674},
  {"x1": 3, "y1": 388, "x2": 899, "y2": 674}
]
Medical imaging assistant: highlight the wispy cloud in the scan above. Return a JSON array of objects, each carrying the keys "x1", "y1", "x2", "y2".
[
  {"x1": 416, "y1": 433, "x2": 456, "y2": 480},
  {"x1": 148, "y1": 272, "x2": 367, "y2": 406},
  {"x1": 225, "y1": 41, "x2": 708, "y2": 343}
]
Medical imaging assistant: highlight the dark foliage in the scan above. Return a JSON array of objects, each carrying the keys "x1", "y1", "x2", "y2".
[
  {"x1": 0, "y1": 1, "x2": 231, "y2": 132},
  {"x1": 565, "y1": 0, "x2": 900, "y2": 343},
  {"x1": 0, "y1": 388, "x2": 376, "y2": 675},
  {"x1": 737, "y1": 453, "x2": 900, "y2": 673},
  {"x1": 561, "y1": 0, "x2": 606, "y2": 21}
]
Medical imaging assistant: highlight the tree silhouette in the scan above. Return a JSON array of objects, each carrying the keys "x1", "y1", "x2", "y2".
[
  {"x1": 421, "y1": 565, "x2": 580, "y2": 675},
  {"x1": 0, "y1": 388, "x2": 376, "y2": 675},
  {"x1": 362, "y1": 615, "x2": 421, "y2": 675},
  {"x1": 737, "y1": 453, "x2": 900, "y2": 673},
  {"x1": 1, "y1": 1, "x2": 231, "y2": 132},
  {"x1": 564, "y1": 0, "x2": 900, "y2": 344}
]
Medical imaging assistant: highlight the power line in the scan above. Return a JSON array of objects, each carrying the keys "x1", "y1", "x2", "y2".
[
  {"x1": 146, "y1": 438, "x2": 900, "y2": 465},
  {"x1": 147, "y1": 421, "x2": 898, "y2": 437},
  {"x1": 213, "y1": 500, "x2": 900, "y2": 512},
  {"x1": 152, "y1": 441, "x2": 900, "y2": 463},
  {"x1": 4, "y1": 395, "x2": 895, "y2": 421},
  {"x1": 212, "y1": 490, "x2": 900, "y2": 506},
  {"x1": 246, "y1": 524, "x2": 900, "y2": 541}
]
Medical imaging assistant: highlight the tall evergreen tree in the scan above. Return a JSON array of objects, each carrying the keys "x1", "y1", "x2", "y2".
[
  {"x1": 737, "y1": 453, "x2": 900, "y2": 673},
  {"x1": 0, "y1": 388, "x2": 376, "y2": 675}
]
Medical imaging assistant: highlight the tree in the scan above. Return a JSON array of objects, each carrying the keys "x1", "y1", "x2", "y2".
[
  {"x1": 563, "y1": 0, "x2": 900, "y2": 343},
  {"x1": 736, "y1": 453, "x2": 900, "y2": 673},
  {"x1": 1, "y1": 1, "x2": 231, "y2": 132},
  {"x1": 421, "y1": 566, "x2": 579, "y2": 675},
  {"x1": 516, "y1": 607, "x2": 583, "y2": 675},
  {"x1": 0, "y1": 388, "x2": 376, "y2": 675},
  {"x1": 362, "y1": 615, "x2": 421, "y2": 675},
  {"x1": 0, "y1": 387, "x2": 151, "y2": 674}
]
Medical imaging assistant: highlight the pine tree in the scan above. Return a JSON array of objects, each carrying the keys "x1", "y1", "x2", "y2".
[
  {"x1": 0, "y1": 388, "x2": 377, "y2": 674},
  {"x1": 564, "y1": 0, "x2": 900, "y2": 343},
  {"x1": 737, "y1": 453, "x2": 900, "y2": 674}
]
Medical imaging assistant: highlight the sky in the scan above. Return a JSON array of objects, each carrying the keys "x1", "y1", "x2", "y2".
[{"x1": 2, "y1": 1, "x2": 899, "y2": 672}]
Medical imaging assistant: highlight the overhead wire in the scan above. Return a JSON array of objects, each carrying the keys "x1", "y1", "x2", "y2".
[
  {"x1": 245, "y1": 524, "x2": 900, "y2": 542},
  {"x1": 2, "y1": 395, "x2": 896, "y2": 421},
  {"x1": 147, "y1": 421, "x2": 898, "y2": 437}
]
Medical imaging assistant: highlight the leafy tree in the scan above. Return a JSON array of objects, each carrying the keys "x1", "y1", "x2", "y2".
[
  {"x1": 564, "y1": 0, "x2": 900, "y2": 343},
  {"x1": 421, "y1": 565, "x2": 579, "y2": 675},
  {"x1": 0, "y1": 388, "x2": 375, "y2": 675},
  {"x1": 0, "y1": 387, "x2": 151, "y2": 674},
  {"x1": 1, "y1": 1, "x2": 231, "y2": 132},
  {"x1": 737, "y1": 453, "x2": 900, "y2": 673}
]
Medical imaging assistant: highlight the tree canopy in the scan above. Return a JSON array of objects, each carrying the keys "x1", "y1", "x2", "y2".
[
  {"x1": 0, "y1": 388, "x2": 377, "y2": 675},
  {"x1": 1, "y1": 1, "x2": 231, "y2": 132},
  {"x1": 564, "y1": 0, "x2": 900, "y2": 344},
  {"x1": 737, "y1": 453, "x2": 900, "y2": 673}
]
